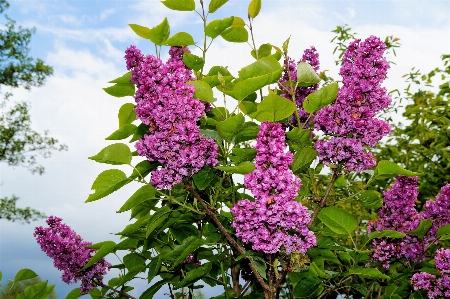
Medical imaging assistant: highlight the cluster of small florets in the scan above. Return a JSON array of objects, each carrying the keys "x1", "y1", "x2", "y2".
[
  {"x1": 278, "y1": 47, "x2": 320, "y2": 125},
  {"x1": 412, "y1": 249, "x2": 450, "y2": 298},
  {"x1": 369, "y1": 176, "x2": 450, "y2": 269},
  {"x1": 34, "y1": 216, "x2": 111, "y2": 294},
  {"x1": 124, "y1": 46, "x2": 218, "y2": 189},
  {"x1": 368, "y1": 176, "x2": 423, "y2": 268},
  {"x1": 231, "y1": 122, "x2": 316, "y2": 254},
  {"x1": 314, "y1": 36, "x2": 391, "y2": 172}
]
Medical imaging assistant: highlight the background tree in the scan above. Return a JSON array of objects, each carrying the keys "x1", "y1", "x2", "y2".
[{"x1": 0, "y1": 0, "x2": 66, "y2": 223}]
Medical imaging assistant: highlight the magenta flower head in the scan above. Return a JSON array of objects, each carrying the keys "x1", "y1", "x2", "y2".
[
  {"x1": 412, "y1": 249, "x2": 450, "y2": 298},
  {"x1": 314, "y1": 36, "x2": 391, "y2": 172},
  {"x1": 231, "y1": 122, "x2": 316, "y2": 255},
  {"x1": 124, "y1": 45, "x2": 218, "y2": 189},
  {"x1": 34, "y1": 216, "x2": 111, "y2": 294}
]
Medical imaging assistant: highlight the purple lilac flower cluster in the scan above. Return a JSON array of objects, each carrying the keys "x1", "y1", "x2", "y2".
[
  {"x1": 34, "y1": 216, "x2": 111, "y2": 294},
  {"x1": 369, "y1": 176, "x2": 450, "y2": 269},
  {"x1": 314, "y1": 36, "x2": 391, "y2": 172},
  {"x1": 412, "y1": 249, "x2": 450, "y2": 298},
  {"x1": 278, "y1": 47, "x2": 320, "y2": 125},
  {"x1": 231, "y1": 122, "x2": 316, "y2": 254},
  {"x1": 124, "y1": 46, "x2": 218, "y2": 189},
  {"x1": 367, "y1": 176, "x2": 423, "y2": 268}
]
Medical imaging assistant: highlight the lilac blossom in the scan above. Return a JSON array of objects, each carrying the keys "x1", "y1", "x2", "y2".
[
  {"x1": 314, "y1": 36, "x2": 391, "y2": 172},
  {"x1": 278, "y1": 47, "x2": 320, "y2": 125},
  {"x1": 34, "y1": 216, "x2": 110, "y2": 294},
  {"x1": 124, "y1": 46, "x2": 218, "y2": 189},
  {"x1": 368, "y1": 176, "x2": 423, "y2": 268},
  {"x1": 412, "y1": 249, "x2": 450, "y2": 298},
  {"x1": 421, "y1": 184, "x2": 450, "y2": 244},
  {"x1": 231, "y1": 122, "x2": 316, "y2": 255},
  {"x1": 369, "y1": 178, "x2": 450, "y2": 270}
]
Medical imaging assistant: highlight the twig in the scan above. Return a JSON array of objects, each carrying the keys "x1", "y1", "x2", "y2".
[
  {"x1": 309, "y1": 171, "x2": 339, "y2": 227},
  {"x1": 185, "y1": 185, "x2": 272, "y2": 292},
  {"x1": 93, "y1": 279, "x2": 136, "y2": 299}
]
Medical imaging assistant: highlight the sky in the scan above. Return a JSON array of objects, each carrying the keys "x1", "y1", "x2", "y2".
[{"x1": 0, "y1": 0, "x2": 449, "y2": 298}]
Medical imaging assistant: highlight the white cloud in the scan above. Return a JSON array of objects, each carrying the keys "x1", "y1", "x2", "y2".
[{"x1": 100, "y1": 8, "x2": 115, "y2": 21}]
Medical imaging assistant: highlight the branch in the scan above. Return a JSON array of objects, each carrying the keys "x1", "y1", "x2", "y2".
[
  {"x1": 185, "y1": 185, "x2": 272, "y2": 292},
  {"x1": 309, "y1": 171, "x2": 339, "y2": 227}
]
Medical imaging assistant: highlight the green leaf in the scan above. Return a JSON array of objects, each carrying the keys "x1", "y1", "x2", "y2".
[
  {"x1": 317, "y1": 207, "x2": 357, "y2": 236},
  {"x1": 147, "y1": 256, "x2": 162, "y2": 283},
  {"x1": 282, "y1": 37, "x2": 290, "y2": 55},
  {"x1": 297, "y1": 62, "x2": 320, "y2": 87},
  {"x1": 216, "y1": 161, "x2": 255, "y2": 174},
  {"x1": 105, "y1": 124, "x2": 137, "y2": 140},
  {"x1": 118, "y1": 103, "x2": 136, "y2": 127},
  {"x1": 140, "y1": 279, "x2": 170, "y2": 299},
  {"x1": 358, "y1": 190, "x2": 382, "y2": 209},
  {"x1": 249, "y1": 256, "x2": 267, "y2": 279},
  {"x1": 165, "y1": 32, "x2": 195, "y2": 46},
  {"x1": 149, "y1": 18, "x2": 170, "y2": 45},
  {"x1": 128, "y1": 24, "x2": 150, "y2": 39},
  {"x1": 123, "y1": 253, "x2": 146, "y2": 270},
  {"x1": 170, "y1": 225, "x2": 198, "y2": 243},
  {"x1": 291, "y1": 147, "x2": 318, "y2": 173},
  {"x1": 220, "y1": 17, "x2": 248, "y2": 43},
  {"x1": 229, "y1": 148, "x2": 257, "y2": 164},
  {"x1": 248, "y1": 0, "x2": 262, "y2": 18},
  {"x1": 437, "y1": 224, "x2": 450, "y2": 238},
  {"x1": 216, "y1": 113, "x2": 245, "y2": 142},
  {"x1": 103, "y1": 83, "x2": 135, "y2": 97},
  {"x1": 130, "y1": 123, "x2": 150, "y2": 142},
  {"x1": 19, "y1": 281, "x2": 52, "y2": 299},
  {"x1": 238, "y1": 101, "x2": 257, "y2": 115},
  {"x1": 234, "y1": 122, "x2": 259, "y2": 144},
  {"x1": 65, "y1": 288, "x2": 85, "y2": 299},
  {"x1": 146, "y1": 206, "x2": 172, "y2": 237},
  {"x1": 348, "y1": 267, "x2": 390, "y2": 279},
  {"x1": 409, "y1": 219, "x2": 433, "y2": 238},
  {"x1": 234, "y1": 76, "x2": 271, "y2": 101},
  {"x1": 82, "y1": 241, "x2": 116, "y2": 270},
  {"x1": 118, "y1": 214, "x2": 151, "y2": 236},
  {"x1": 163, "y1": 236, "x2": 204, "y2": 269},
  {"x1": 193, "y1": 167, "x2": 217, "y2": 190},
  {"x1": 89, "y1": 143, "x2": 132, "y2": 165},
  {"x1": 187, "y1": 81, "x2": 213, "y2": 103},
  {"x1": 14, "y1": 269, "x2": 38, "y2": 282},
  {"x1": 207, "y1": 66, "x2": 233, "y2": 77},
  {"x1": 303, "y1": 82, "x2": 338, "y2": 113},
  {"x1": 205, "y1": 17, "x2": 234, "y2": 39},
  {"x1": 253, "y1": 92, "x2": 296, "y2": 122},
  {"x1": 238, "y1": 56, "x2": 282, "y2": 80},
  {"x1": 118, "y1": 184, "x2": 157, "y2": 213},
  {"x1": 86, "y1": 169, "x2": 129, "y2": 202},
  {"x1": 161, "y1": 0, "x2": 195, "y2": 11},
  {"x1": 182, "y1": 52, "x2": 205, "y2": 71},
  {"x1": 376, "y1": 160, "x2": 420, "y2": 177},
  {"x1": 286, "y1": 128, "x2": 311, "y2": 147},
  {"x1": 369, "y1": 230, "x2": 406, "y2": 240},
  {"x1": 178, "y1": 264, "x2": 212, "y2": 287},
  {"x1": 209, "y1": 0, "x2": 228, "y2": 13},
  {"x1": 293, "y1": 276, "x2": 323, "y2": 298},
  {"x1": 109, "y1": 72, "x2": 132, "y2": 84},
  {"x1": 129, "y1": 160, "x2": 158, "y2": 180}
]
